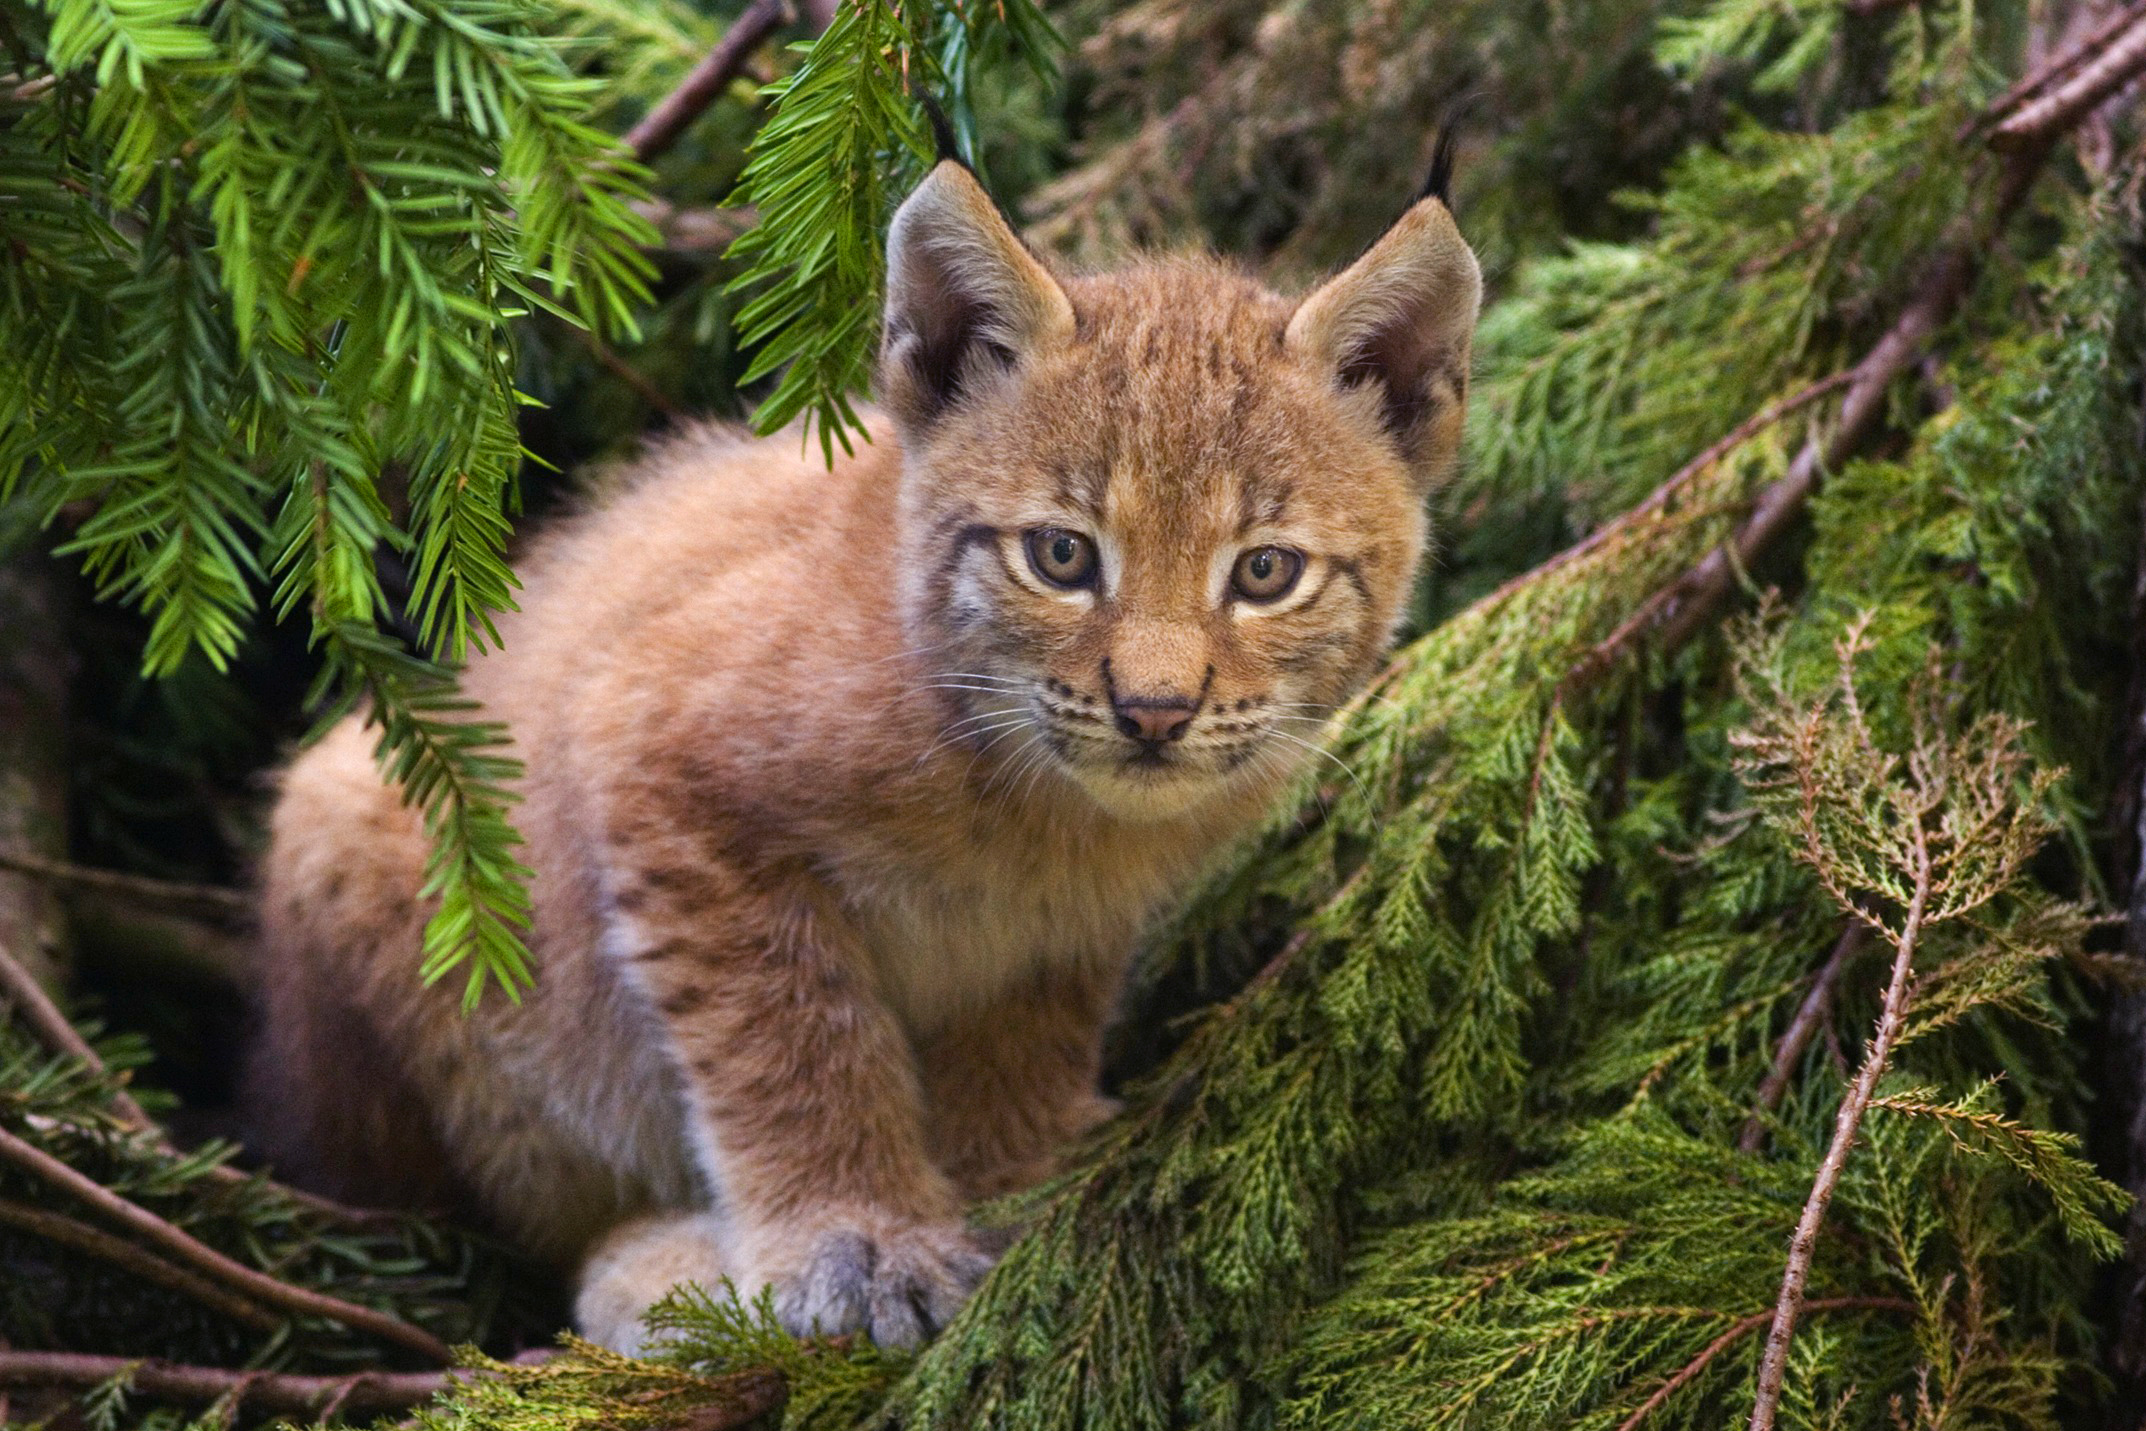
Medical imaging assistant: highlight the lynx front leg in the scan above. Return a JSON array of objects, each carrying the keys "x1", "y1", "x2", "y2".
[
  {"x1": 604, "y1": 864, "x2": 990, "y2": 1348},
  {"x1": 917, "y1": 958, "x2": 1125, "y2": 1203}
]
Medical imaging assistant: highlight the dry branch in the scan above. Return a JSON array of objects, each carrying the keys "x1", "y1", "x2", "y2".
[
  {"x1": 0, "y1": 1350, "x2": 792, "y2": 1427},
  {"x1": 1745, "y1": 844, "x2": 1930, "y2": 1431},
  {"x1": 1618, "y1": 1297, "x2": 1912, "y2": 1431},
  {"x1": 0, "y1": 936, "x2": 391, "y2": 1225},
  {"x1": 0, "y1": 1350, "x2": 479, "y2": 1419},
  {"x1": 1738, "y1": 924, "x2": 1868, "y2": 1153},
  {"x1": 0, "y1": 1199, "x2": 279, "y2": 1331},
  {"x1": 0, "y1": 851, "x2": 247, "y2": 924},
  {"x1": 1993, "y1": 10, "x2": 2146, "y2": 147},
  {"x1": 625, "y1": 0, "x2": 794, "y2": 163},
  {"x1": 1979, "y1": 0, "x2": 2146, "y2": 131},
  {"x1": 0, "y1": 935, "x2": 158, "y2": 1133},
  {"x1": 0, "y1": 1125, "x2": 452, "y2": 1362}
]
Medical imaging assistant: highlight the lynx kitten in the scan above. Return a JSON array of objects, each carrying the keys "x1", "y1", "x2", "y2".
[{"x1": 253, "y1": 150, "x2": 1479, "y2": 1350}]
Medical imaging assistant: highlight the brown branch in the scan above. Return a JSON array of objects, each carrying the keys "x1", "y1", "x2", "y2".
[
  {"x1": 1738, "y1": 924, "x2": 1869, "y2": 1153},
  {"x1": 0, "y1": 1350, "x2": 476, "y2": 1418},
  {"x1": 1994, "y1": 12, "x2": 2146, "y2": 148},
  {"x1": 1617, "y1": 1296, "x2": 1912, "y2": 1431},
  {"x1": 1, "y1": 935, "x2": 390, "y2": 1225},
  {"x1": 0, "y1": 1199, "x2": 279, "y2": 1331},
  {"x1": 1477, "y1": 371, "x2": 1857, "y2": 615},
  {"x1": 1979, "y1": 0, "x2": 2146, "y2": 135},
  {"x1": 1747, "y1": 836, "x2": 1932, "y2": 1431},
  {"x1": 0, "y1": 1351, "x2": 789, "y2": 1427},
  {"x1": 576, "y1": 329, "x2": 685, "y2": 419},
  {"x1": 632, "y1": 199, "x2": 757, "y2": 254},
  {"x1": 0, "y1": 1125, "x2": 452, "y2": 1363},
  {"x1": 0, "y1": 936, "x2": 158, "y2": 1133},
  {"x1": 1561, "y1": 138, "x2": 2053, "y2": 705},
  {"x1": 624, "y1": 0, "x2": 795, "y2": 164},
  {"x1": 0, "y1": 852, "x2": 247, "y2": 924}
]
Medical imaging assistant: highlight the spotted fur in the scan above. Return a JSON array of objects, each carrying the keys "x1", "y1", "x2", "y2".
[{"x1": 251, "y1": 160, "x2": 1480, "y2": 1351}]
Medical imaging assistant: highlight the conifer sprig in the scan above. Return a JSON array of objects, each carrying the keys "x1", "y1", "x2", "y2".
[
  {"x1": 2, "y1": 0, "x2": 656, "y2": 1001},
  {"x1": 722, "y1": 0, "x2": 1056, "y2": 461},
  {"x1": 1732, "y1": 617, "x2": 2123, "y2": 1431}
]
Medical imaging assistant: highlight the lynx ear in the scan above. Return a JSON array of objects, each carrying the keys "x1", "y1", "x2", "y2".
[
  {"x1": 1285, "y1": 193, "x2": 1481, "y2": 482},
  {"x1": 880, "y1": 160, "x2": 1075, "y2": 429}
]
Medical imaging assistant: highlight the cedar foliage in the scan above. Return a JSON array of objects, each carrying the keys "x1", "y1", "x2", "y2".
[{"x1": 3, "y1": 0, "x2": 2146, "y2": 1429}]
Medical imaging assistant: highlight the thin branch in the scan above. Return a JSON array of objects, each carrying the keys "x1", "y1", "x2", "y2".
[
  {"x1": 1617, "y1": 1297, "x2": 1913, "y2": 1431},
  {"x1": 0, "y1": 1198, "x2": 280, "y2": 1331},
  {"x1": 0, "y1": 936, "x2": 158, "y2": 1133},
  {"x1": 0, "y1": 851, "x2": 248, "y2": 924},
  {"x1": 1994, "y1": 12, "x2": 2146, "y2": 148},
  {"x1": 0, "y1": 1351, "x2": 790, "y2": 1427},
  {"x1": 1562, "y1": 140, "x2": 2053, "y2": 702},
  {"x1": 632, "y1": 198, "x2": 757, "y2": 253},
  {"x1": 625, "y1": 0, "x2": 795, "y2": 164},
  {"x1": 0, "y1": 1125, "x2": 452, "y2": 1363},
  {"x1": 1747, "y1": 838, "x2": 1932, "y2": 1431},
  {"x1": 0, "y1": 1350, "x2": 475, "y2": 1418},
  {"x1": 1739, "y1": 923, "x2": 1869, "y2": 1153},
  {"x1": 1476, "y1": 370, "x2": 1856, "y2": 614},
  {"x1": 576, "y1": 328, "x2": 685, "y2": 418},
  {"x1": 0, "y1": 936, "x2": 393, "y2": 1226},
  {"x1": 1978, "y1": 0, "x2": 2146, "y2": 135}
]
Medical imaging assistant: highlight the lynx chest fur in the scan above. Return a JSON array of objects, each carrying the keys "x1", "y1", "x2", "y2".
[{"x1": 252, "y1": 149, "x2": 1480, "y2": 1354}]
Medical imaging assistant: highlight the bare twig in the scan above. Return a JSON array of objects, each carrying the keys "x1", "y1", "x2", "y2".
[
  {"x1": 1979, "y1": 0, "x2": 2146, "y2": 135},
  {"x1": 624, "y1": 0, "x2": 794, "y2": 163},
  {"x1": 1617, "y1": 1296, "x2": 1913, "y2": 1431},
  {"x1": 1746, "y1": 843, "x2": 1932, "y2": 1431},
  {"x1": 0, "y1": 1125, "x2": 452, "y2": 1362},
  {"x1": 0, "y1": 1350, "x2": 476, "y2": 1418},
  {"x1": 0, "y1": 936, "x2": 158, "y2": 1133},
  {"x1": 1477, "y1": 371, "x2": 1857, "y2": 615},
  {"x1": 576, "y1": 329, "x2": 685, "y2": 418},
  {"x1": 0, "y1": 851, "x2": 248, "y2": 924},
  {"x1": 1994, "y1": 12, "x2": 2146, "y2": 148},
  {"x1": 0, "y1": 1351, "x2": 790, "y2": 1427},
  {"x1": 1738, "y1": 924, "x2": 1869, "y2": 1153},
  {"x1": 2, "y1": 935, "x2": 389, "y2": 1224},
  {"x1": 0, "y1": 1199, "x2": 279, "y2": 1331}
]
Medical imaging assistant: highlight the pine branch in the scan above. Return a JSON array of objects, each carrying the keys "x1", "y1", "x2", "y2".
[
  {"x1": 1745, "y1": 817, "x2": 1930, "y2": 1431},
  {"x1": 623, "y1": 0, "x2": 796, "y2": 163},
  {"x1": 0, "y1": 1198, "x2": 281, "y2": 1332},
  {"x1": 0, "y1": 1350, "x2": 482, "y2": 1418},
  {"x1": 1618, "y1": 1296, "x2": 1912, "y2": 1431},
  {"x1": 1738, "y1": 922, "x2": 1868, "y2": 1153},
  {"x1": 0, "y1": 1124, "x2": 454, "y2": 1363},
  {"x1": 0, "y1": 851, "x2": 248, "y2": 924}
]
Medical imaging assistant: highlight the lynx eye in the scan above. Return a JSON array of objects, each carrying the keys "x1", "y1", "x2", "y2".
[
  {"x1": 1231, "y1": 545, "x2": 1305, "y2": 603},
  {"x1": 1025, "y1": 528, "x2": 1098, "y2": 589}
]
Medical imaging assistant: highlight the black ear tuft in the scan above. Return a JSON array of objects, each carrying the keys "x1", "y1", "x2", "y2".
[
  {"x1": 1418, "y1": 123, "x2": 1458, "y2": 209},
  {"x1": 918, "y1": 91, "x2": 966, "y2": 170}
]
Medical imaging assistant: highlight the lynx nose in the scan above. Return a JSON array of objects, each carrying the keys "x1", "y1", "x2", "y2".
[{"x1": 1112, "y1": 700, "x2": 1195, "y2": 745}]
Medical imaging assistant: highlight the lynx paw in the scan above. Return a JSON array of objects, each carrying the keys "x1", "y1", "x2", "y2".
[
  {"x1": 574, "y1": 1210, "x2": 734, "y2": 1356},
  {"x1": 760, "y1": 1216, "x2": 995, "y2": 1349}
]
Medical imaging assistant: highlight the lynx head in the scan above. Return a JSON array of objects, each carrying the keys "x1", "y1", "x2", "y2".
[{"x1": 881, "y1": 154, "x2": 1480, "y2": 822}]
